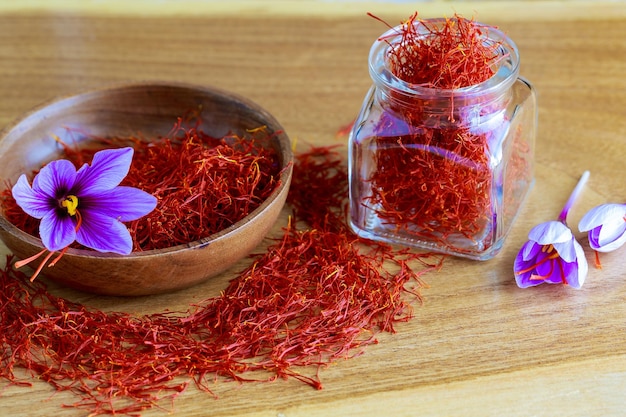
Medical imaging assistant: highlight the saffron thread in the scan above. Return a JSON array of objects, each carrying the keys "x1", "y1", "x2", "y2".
[{"x1": 0, "y1": 141, "x2": 443, "y2": 416}]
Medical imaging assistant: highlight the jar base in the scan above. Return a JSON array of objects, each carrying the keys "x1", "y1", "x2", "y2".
[{"x1": 349, "y1": 213, "x2": 506, "y2": 261}]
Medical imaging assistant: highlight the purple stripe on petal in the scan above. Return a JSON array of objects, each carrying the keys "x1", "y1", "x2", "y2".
[
  {"x1": 587, "y1": 227, "x2": 602, "y2": 249},
  {"x1": 514, "y1": 242, "x2": 545, "y2": 288},
  {"x1": 521, "y1": 240, "x2": 541, "y2": 261},
  {"x1": 597, "y1": 217, "x2": 626, "y2": 248},
  {"x1": 563, "y1": 265, "x2": 582, "y2": 289},
  {"x1": 514, "y1": 242, "x2": 533, "y2": 273},
  {"x1": 579, "y1": 203, "x2": 626, "y2": 252},
  {"x1": 595, "y1": 232, "x2": 626, "y2": 253},
  {"x1": 81, "y1": 186, "x2": 157, "y2": 222},
  {"x1": 39, "y1": 212, "x2": 76, "y2": 251},
  {"x1": 32, "y1": 159, "x2": 77, "y2": 197},
  {"x1": 11, "y1": 174, "x2": 55, "y2": 219},
  {"x1": 75, "y1": 148, "x2": 133, "y2": 196},
  {"x1": 76, "y1": 210, "x2": 133, "y2": 255}
]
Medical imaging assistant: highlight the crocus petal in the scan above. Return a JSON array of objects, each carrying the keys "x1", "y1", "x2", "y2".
[
  {"x1": 578, "y1": 203, "x2": 626, "y2": 231},
  {"x1": 39, "y1": 212, "x2": 76, "y2": 251},
  {"x1": 514, "y1": 229, "x2": 587, "y2": 289},
  {"x1": 80, "y1": 186, "x2": 157, "y2": 222},
  {"x1": 596, "y1": 217, "x2": 626, "y2": 248},
  {"x1": 587, "y1": 227, "x2": 602, "y2": 249},
  {"x1": 579, "y1": 203, "x2": 626, "y2": 252},
  {"x1": 521, "y1": 239, "x2": 541, "y2": 261},
  {"x1": 74, "y1": 148, "x2": 133, "y2": 196},
  {"x1": 10, "y1": 148, "x2": 154, "y2": 256},
  {"x1": 566, "y1": 241, "x2": 588, "y2": 289},
  {"x1": 516, "y1": 273, "x2": 543, "y2": 288},
  {"x1": 552, "y1": 239, "x2": 577, "y2": 263},
  {"x1": 588, "y1": 226, "x2": 626, "y2": 252},
  {"x1": 11, "y1": 174, "x2": 55, "y2": 219},
  {"x1": 514, "y1": 241, "x2": 543, "y2": 288},
  {"x1": 515, "y1": 172, "x2": 590, "y2": 290},
  {"x1": 76, "y1": 209, "x2": 133, "y2": 255},
  {"x1": 528, "y1": 221, "x2": 572, "y2": 245},
  {"x1": 32, "y1": 159, "x2": 77, "y2": 198}
]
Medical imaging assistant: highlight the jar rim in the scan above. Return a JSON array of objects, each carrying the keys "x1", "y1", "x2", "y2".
[{"x1": 368, "y1": 18, "x2": 521, "y2": 99}]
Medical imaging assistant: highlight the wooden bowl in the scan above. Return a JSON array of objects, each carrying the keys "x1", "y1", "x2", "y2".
[{"x1": 0, "y1": 82, "x2": 293, "y2": 296}]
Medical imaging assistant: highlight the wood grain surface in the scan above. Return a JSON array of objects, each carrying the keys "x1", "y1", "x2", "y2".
[{"x1": 1, "y1": 1, "x2": 625, "y2": 416}]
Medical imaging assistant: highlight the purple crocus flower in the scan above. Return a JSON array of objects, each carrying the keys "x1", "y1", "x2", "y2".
[
  {"x1": 12, "y1": 147, "x2": 156, "y2": 261},
  {"x1": 578, "y1": 203, "x2": 626, "y2": 253},
  {"x1": 514, "y1": 221, "x2": 588, "y2": 288},
  {"x1": 514, "y1": 171, "x2": 590, "y2": 289}
]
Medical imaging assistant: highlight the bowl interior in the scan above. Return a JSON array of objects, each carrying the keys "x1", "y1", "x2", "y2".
[{"x1": 0, "y1": 82, "x2": 293, "y2": 295}]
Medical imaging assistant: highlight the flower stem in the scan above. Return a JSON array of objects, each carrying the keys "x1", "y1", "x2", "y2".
[{"x1": 558, "y1": 171, "x2": 590, "y2": 223}]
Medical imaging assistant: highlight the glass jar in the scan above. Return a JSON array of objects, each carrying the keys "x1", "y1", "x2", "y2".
[{"x1": 348, "y1": 19, "x2": 537, "y2": 260}]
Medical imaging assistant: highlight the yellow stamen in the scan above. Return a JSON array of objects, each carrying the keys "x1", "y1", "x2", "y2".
[
  {"x1": 541, "y1": 244, "x2": 554, "y2": 253},
  {"x1": 62, "y1": 195, "x2": 79, "y2": 216}
]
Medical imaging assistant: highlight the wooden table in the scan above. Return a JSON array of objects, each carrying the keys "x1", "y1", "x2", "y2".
[{"x1": 1, "y1": 1, "x2": 625, "y2": 416}]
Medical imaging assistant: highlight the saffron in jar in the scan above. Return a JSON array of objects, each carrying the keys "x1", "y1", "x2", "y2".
[{"x1": 348, "y1": 14, "x2": 537, "y2": 260}]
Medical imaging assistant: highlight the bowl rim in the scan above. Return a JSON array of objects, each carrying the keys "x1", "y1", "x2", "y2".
[{"x1": 0, "y1": 80, "x2": 294, "y2": 260}]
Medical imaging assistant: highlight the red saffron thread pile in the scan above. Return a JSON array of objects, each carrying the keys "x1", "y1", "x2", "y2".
[
  {"x1": 381, "y1": 13, "x2": 502, "y2": 89},
  {"x1": 363, "y1": 13, "x2": 507, "y2": 249},
  {"x1": 0, "y1": 143, "x2": 442, "y2": 415},
  {"x1": 2, "y1": 121, "x2": 282, "y2": 251}
]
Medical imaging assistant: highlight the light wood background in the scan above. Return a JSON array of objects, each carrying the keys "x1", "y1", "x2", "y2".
[{"x1": 1, "y1": 1, "x2": 625, "y2": 416}]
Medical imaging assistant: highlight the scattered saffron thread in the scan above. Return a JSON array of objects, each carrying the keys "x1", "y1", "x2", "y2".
[{"x1": 0, "y1": 144, "x2": 443, "y2": 416}]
